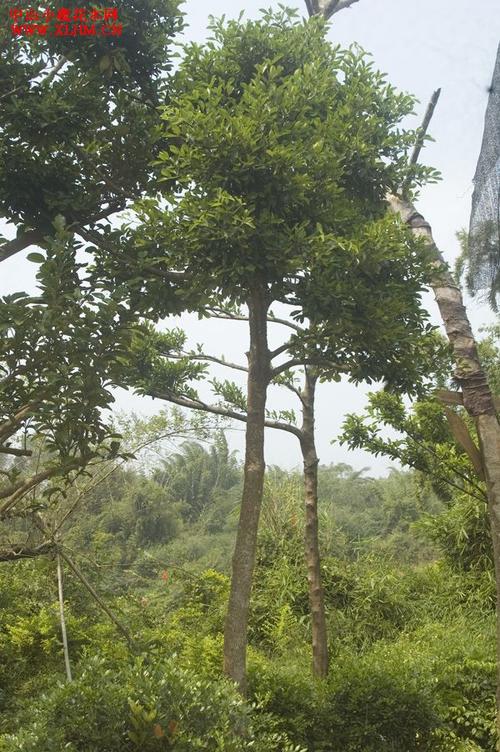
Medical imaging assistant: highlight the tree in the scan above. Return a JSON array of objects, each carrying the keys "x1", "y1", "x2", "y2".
[
  {"x1": 0, "y1": 0, "x2": 183, "y2": 262},
  {"x1": 2, "y1": 5, "x2": 443, "y2": 691},
  {"x1": 0, "y1": 226, "x2": 133, "y2": 523},
  {"x1": 129, "y1": 321, "x2": 333, "y2": 677},
  {"x1": 341, "y1": 331, "x2": 500, "y2": 567},
  {"x1": 0, "y1": 0, "x2": 184, "y2": 543},
  {"x1": 128, "y1": 270, "x2": 439, "y2": 678},
  {"x1": 154, "y1": 433, "x2": 240, "y2": 522},
  {"x1": 304, "y1": 0, "x2": 500, "y2": 734},
  {"x1": 101, "y1": 9, "x2": 441, "y2": 689},
  {"x1": 126, "y1": 228, "x2": 438, "y2": 690}
]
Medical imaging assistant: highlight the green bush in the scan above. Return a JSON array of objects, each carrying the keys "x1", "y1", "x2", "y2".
[
  {"x1": 248, "y1": 648, "x2": 437, "y2": 752},
  {"x1": 0, "y1": 654, "x2": 304, "y2": 752}
]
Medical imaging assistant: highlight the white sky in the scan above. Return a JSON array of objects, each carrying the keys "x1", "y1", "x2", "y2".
[{"x1": 1, "y1": 0, "x2": 499, "y2": 474}]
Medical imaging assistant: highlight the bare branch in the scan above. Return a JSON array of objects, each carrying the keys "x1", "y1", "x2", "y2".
[
  {"x1": 52, "y1": 427, "x2": 196, "y2": 535},
  {"x1": 41, "y1": 57, "x2": 68, "y2": 86},
  {"x1": 167, "y1": 352, "x2": 248, "y2": 374},
  {"x1": 270, "y1": 342, "x2": 293, "y2": 359},
  {"x1": 0, "y1": 230, "x2": 45, "y2": 263},
  {"x1": 59, "y1": 550, "x2": 136, "y2": 648},
  {"x1": 209, "y1": 309, "x2": 303, "y2": 334},
  {"x1": 150, "y1": 390, "x2": 303, "y2": 439},
  {"x1": 0, "y1": 541, "x2": 55, "y2": 562},
  {"x1": 402, "y1": 88, "x2": 441, "y2": 194},
  {"x1": 0, "y1": 57, "x2": 67, "y2": 102},
  {"x1": 435, "y1": 389, "x2": 464, "y2": 406},
  {"x1": 0, "y1": 447, "x2": 33, "y2": 458}
]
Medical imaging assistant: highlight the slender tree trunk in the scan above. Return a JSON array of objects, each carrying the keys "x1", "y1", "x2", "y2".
[
  {"x1": 300, "y1": 368, "x2": 329, "y2": 678},
  {"x1": 223, "y1": 282, "x2": 271, "y2": 692},
  {"x1": 387, "y1": 194, "x2": 500, "y2": 743},
  {"x1": 56, "y1": 552, "x2": 72, "y2": 682}
]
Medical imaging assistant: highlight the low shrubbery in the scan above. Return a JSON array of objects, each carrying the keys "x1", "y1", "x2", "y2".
[{"x1": 0, "y1": 654, "x2": 304, "y2": 752}]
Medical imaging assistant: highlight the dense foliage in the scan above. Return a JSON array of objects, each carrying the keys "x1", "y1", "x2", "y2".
[
  {"x1": 0, "y1": 431, "x2": 496, "y2": 751},
  {"x1": 1, "y1": 3, "x2": 497, "y2": 750}
]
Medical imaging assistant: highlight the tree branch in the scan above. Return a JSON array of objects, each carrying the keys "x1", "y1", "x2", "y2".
[
  {"x1": 41, "y1": 57, "x2": 68, "y2": 86},
  {"x1": 0, "y1": 541, "x2": 55, "y2": 562},
  {"x1": 0, "y1": 447, "x2": 33, "y2": 458},
  {"x1": 0, "y1": 230, "x2": 45, "y2": 263},
  {"x1": 0, "y1": 57, "x2": 67, "y2": 102},
  {"x1": 59, "y1": 550, "x2": 136, "y2": 648},
  {"x1": 208, "y1": 309, "x2": 303, "y2": 334},
  {"x1": 0, "y1": 402, "x2": 39, "y2": 446},
  {"x1": 270, "y1": 341, "x2": 294, "y2": 359},
  {"x1": 77, "y1": 227, "x2": 186, "y2": 284},
  {"x1": 0, "y1": 466, "x2": 58, "y2": 503},
  {"x1": 150, "y1": 390, "x2": 303, "y2": 439},
  {"x1": 0, "y1": 203, "x2": 125, "y2": 265},
  {"x1": 272, "y1": 358, "x2": 339, "y2": 377},
  {"x1": 0, "y1": 457, "x2": 87, "y2": 518},
  {"x1": 312, "y1": 0, "x2": 361, "y2": 20},
  {"x1": 278, "y1": 381, "x2": 305, "y2": 405},
  {"x1": 401, "y1": 88, "x2": 441, "y2": 195},
  {"x1": 166, "y1": 352, "x2": 248, "y2": 374}
]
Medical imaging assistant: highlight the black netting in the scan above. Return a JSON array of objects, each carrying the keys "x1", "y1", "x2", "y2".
[{"x1": 468, "y1": 42, "x2": 500, "y2": 311}]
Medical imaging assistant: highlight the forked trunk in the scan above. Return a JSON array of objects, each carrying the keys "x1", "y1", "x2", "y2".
[
  {"x1": 300, "y1": 368, "x2": 329, "y2": 678},
  {"x1": 387, "y1": 195, "x2": 500, "y2": 742},
  {"x1": 223, "y1": 282, "x2": 271, "y2": 692}
]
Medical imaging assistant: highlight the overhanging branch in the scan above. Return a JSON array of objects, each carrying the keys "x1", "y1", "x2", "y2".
[
  {"x1": 150, "y1": 389, "x2": 303, "y2": 439},
  {"x1": 0, "y1": 541, "x2": 55, "y2": 562}
]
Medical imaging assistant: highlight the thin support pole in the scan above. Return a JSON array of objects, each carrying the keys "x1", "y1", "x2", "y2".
[{"x1": 57, "y1": 553, "x2": 73, "y2": 682}]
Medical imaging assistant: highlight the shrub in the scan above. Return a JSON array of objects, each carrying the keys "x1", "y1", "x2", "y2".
[{"x1": 0, "y1": 653, "x2": 304, "y2": 752}]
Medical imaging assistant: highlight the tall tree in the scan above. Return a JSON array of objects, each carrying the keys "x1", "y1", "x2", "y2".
[
  {"x1": 307, "y1": 0, "x2": 500, "y2": 735},
  {"x1": 127, "y1": 258, "x2": 438, "y2": 684},
  {"x1": 0, "y1": 0, "x2": 183, "y2": 263},
  {"x1": 0, "y1": 0, "x2": 184, "y2": 529},
  {"x1": 91, "y1": 10, "x2": 437, "y2": 689}
]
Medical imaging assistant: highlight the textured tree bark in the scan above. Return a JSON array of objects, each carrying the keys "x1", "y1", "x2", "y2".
[
  {"x1": 223, "y1": 282, "x2": 271, "y2": 692},
  {"x1": 387, "y1": 194, "x2": 500, "y2": 742},
  {"x1": 57, "y1": 553, "x2": 73, "y2": 682},
  {"x1": 300, "y1": 368, "x2": 329, "y2": 678}
]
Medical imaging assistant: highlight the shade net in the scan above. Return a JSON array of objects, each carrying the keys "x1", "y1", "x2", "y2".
[{"x1": 468, "y1": 42, "x2": 500, "y2": 311}]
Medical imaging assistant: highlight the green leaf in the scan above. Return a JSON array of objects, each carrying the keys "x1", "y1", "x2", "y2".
[{"x1": 26, "y1": 252, "x2": 46, "y2": 264}]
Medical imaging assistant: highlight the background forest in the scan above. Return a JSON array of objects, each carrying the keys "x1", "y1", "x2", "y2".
[{"x1": 0, "y1": 367, "x2": 499, "y2": 752}]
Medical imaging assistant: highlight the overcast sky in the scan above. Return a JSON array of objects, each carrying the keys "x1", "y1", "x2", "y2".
[{"x1": 1, "y1": 0, "x2": 499, "y2": 474}]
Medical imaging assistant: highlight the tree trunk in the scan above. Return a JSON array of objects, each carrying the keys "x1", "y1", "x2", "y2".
[
  {"x1": 387, "y1": 194, "x2": 500, "y2": 743},
  {"x1": 300, "y1": 368, "x2": 329, "y2": 678},
  {"x1": 223, "y1": 282, "x2": 271, "y2": 692},
  {"x1": 56, "y1": 553, "x2": 73, "y2": 682}
]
